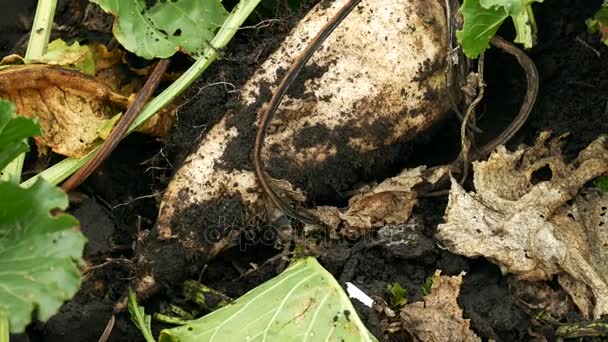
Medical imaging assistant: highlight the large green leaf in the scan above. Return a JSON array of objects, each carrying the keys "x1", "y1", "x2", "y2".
[
  {"x1": 0, "y1": 175, "x2": 85, "y2": 333},
  {"x1": 159, "y1": 257, "x2": 377, "y2": 342},
  {"x1": 457, "y1": 0, "x2": 542, "y2": 58},
  {"x1": 90, "y1": 0, "x2": 229, "y2": 59},
  {"x1": 0, "y1": 100, "x2": 40, "y2": 176}
]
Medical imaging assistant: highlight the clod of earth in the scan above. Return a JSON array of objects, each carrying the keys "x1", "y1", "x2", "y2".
[
  {"x1": 148, "y1": 0, "x2": 451, "y2": 285},
  {"x1": 437, "y1": 132, "x2": 608, "y2": 319}
]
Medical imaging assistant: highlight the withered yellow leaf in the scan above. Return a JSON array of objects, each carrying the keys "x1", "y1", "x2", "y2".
[{"x1": 0, "y1": 65, "x2": 127, "y2": 157}]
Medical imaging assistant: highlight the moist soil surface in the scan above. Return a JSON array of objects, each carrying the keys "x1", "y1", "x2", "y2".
[{"x1": 3, "y1": 0, "x2": 608, "y2": 341}]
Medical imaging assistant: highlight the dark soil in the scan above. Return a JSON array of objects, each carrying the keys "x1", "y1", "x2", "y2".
[{"x1": 3, "y1": 0, "x2": 608, "y2": 341}]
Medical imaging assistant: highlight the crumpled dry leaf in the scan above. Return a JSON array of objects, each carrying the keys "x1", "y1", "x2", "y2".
[
  {"x1": 0, "y1": 57, "x2": 176, "y2": 157},
  {"x1": 400, "y1": 270, "x2": 481, "y2": 342},
  {"x1": 0, "y1": 65, "x2": 127, "y2": 157},
  {"x1": 310, "y1": 166, "x2": 449, "y2": 239},
  {"x1": 437, "y1": 133, "x2": 608, "y2": 319}
]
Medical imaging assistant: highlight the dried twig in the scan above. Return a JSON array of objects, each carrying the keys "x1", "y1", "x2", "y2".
[{"x1": 62, "y1": 58, "x2": 171, "y2": 192}]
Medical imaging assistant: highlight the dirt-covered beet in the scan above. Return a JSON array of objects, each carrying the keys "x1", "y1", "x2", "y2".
[
  {"x1": 149, "y1": 0, "x2": 452, "y2": 284},
  {"x1": 3, "y1": 0, "x2": 608, "y2": 340}
]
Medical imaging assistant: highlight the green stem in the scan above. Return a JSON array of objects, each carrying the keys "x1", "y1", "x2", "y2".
[
  {"x1": 3, "y1": 0, "x2": 57, "y2": 182},
  {"x1": 26, "y1": 0, "x2": 57, "y2": 59},
  {"x1": 153, "y1": 314, "x2": 190, "y2": 326},
  {"x1": 22, "y1": 0, "x2": 261, "y2": 188},
  {"x1": 128, "y1": 289, "x2": 155, "y2": 342},
  {"x1": 0, "y1": 316, "x2": 8, "y2": 342}
]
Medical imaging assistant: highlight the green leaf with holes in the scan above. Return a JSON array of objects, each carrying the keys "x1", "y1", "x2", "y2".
[
  {"x1": 90, "y1": 0, "x2": 229, "y2": 59},
  {"x1": 159, "y1": 257, "x2": 377, "y2": 342},
  {"x1": 0, "y1": 99, "x2": 85, "y2": 333},
  {"x1": 457, "y1": 0, "x2": 543, "y2": 58}
]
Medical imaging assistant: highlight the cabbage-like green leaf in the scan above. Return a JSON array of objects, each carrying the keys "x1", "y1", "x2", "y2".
[
  {"x1": 90, "y1": 0, "x2": 229, "y2": 59},
  {"x1": 159, "y1": 257, "x2": 377, "y2": 342},
  {"x1": 0, "y1": 170, "x2": 85, "y2": 332},
  {"x1": 0, "y1": 100, "x2": 40, "y2": 175},
  {"x1": 457, "y1": 0, "x2": 543, "y2": 58}
]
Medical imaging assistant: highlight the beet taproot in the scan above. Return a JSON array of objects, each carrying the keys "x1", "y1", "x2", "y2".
[{"x1": 141, "y1": 0, "x2": 452, "y2": 284}]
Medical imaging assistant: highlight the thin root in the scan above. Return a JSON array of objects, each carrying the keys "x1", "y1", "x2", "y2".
[
  {"x1": 97, "y1": 315, "x2": 115, "y2": 342},
  {"x1": 474, "y1": 36, "x2": 539, "y2": 159}
]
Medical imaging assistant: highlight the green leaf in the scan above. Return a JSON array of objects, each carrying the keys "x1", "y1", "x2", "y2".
[
  {"x1": 481, "y1": 0, "x2": 542, "y2": 47},
  {"x1": 420, "y1": 276, "x2": 433, "y2": 296},
  {"x1": 128, "y1": 288, "x2": 156, "y2": 342},
  {"x1": 28, "y1": 39, "x2": 96, "y2": 75},
  {"x1": 387, "y1": 282, "x2": 408, "y2": 308},
  {"x1": 587, "y1": 2, "x2": 608, "y2": 45},
  {"x1": 0, "y1": 177, "x2": 85, "y2": 333},
  {"x1": 0, "y1": 100, "x2": 40, "y2": 179},
  {"x1": 594, "y1": 176, "x2": 608, "y2": 192},
  {"x1": 457, "y1": 0, "x2": 542, "y2": 58},
  {"x1": 159, "y1": 257, "x2": 377, "y2": 342},
  {"x1": 90, "y1": 0, "x2": 229, "y2": 59},
  {"x1": 457, "y1": 0, "x2": 507, "y2": 58}
]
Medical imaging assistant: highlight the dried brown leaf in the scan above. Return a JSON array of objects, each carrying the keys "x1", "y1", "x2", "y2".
[
  {"x1": 0, "y1": 65, "x2": 127, "y2": 157},
  {"x1": 0, "y1": 60, "x2": 177, "y2": 157},
  {"x1": 437, "y1": 134, "x2": 608, "y2": 318},
  {"x1": 311, "y1": 166, "x2": 449, "y2": 238},
  {"x1": 400, "y1": 270, "x2": 481, "y2": 342}
]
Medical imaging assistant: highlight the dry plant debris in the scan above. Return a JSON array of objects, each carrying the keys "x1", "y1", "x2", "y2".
[
  {"x1": 0, "y1": 65, "x2": 127, "y2": 157},
  {"x1": 437, "y1": 132, "x2": 608, "y2": 319},
  {"x1": 400, "y1": 270, "x2": 481, "y2": 342},
  {"x1": 0, "y1": 45, "x2": 175, "y2": 157},
  {"x1": 310, "y1": 166, "x2": 449, "y2": 239}
]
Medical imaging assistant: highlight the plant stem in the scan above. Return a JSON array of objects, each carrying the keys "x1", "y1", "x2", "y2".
[
  {"x1": 26, "y1": 0, "x2": 57, "y2": 59},
  {"x1": 0, "y1": 316, "x2": 8, "y2": 342},
  {"x1": 153, "y1": 314, "x2": 190, "y2": 326},
  {"x1": 3, "y1": 0, "x2": 57, "y2": 182},
  {"x1": 22, "y1": 0, "x2": 261, "y2": 188}
]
